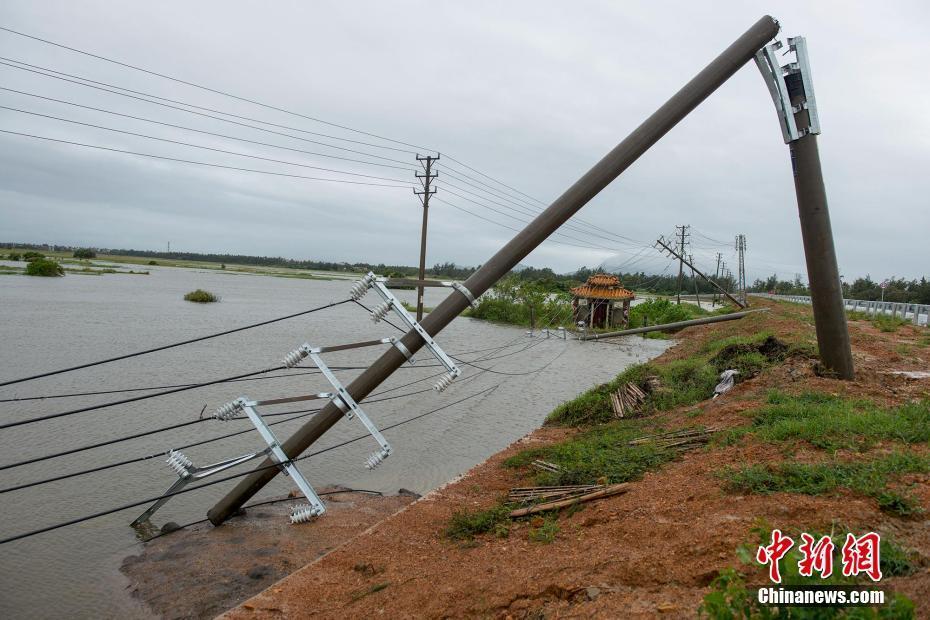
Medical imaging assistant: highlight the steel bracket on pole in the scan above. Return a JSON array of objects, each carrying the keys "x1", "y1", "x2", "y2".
[
  {"x1": 348, "y1": 272, "x2": 461, "y2": 392},
  {"x1": 754, "y1": 36, "x2": 820, "y2": 144}
]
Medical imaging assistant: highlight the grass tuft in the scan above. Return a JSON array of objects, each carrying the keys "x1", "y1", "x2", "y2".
[
  {"x1": 445, "y1": 504, "x2": 512, "y2": 540},
  {"x1": 183, "y1": 289, "x2": 219, "y2": 303},
  {"x1": 719, "y1": 451, "x2": 930, "y2": 516}
]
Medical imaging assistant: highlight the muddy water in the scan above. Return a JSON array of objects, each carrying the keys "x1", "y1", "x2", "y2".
[{"x1": 0, "y1": 266, "x2": 670, "y2": 618}]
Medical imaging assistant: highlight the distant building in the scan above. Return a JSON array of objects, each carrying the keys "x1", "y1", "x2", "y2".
[{"x1": 570, "y1": 273, "x2": 634, "y2": 329}]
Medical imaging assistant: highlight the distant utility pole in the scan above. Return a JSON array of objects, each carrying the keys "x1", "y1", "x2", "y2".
[
  {"x1": 713, "y1": 252, "x2": 723, "y2": 306},
  {"x1": 414, "y1": 154, "x2": 439, "y2": 321},
  {"x1": 167, "y1": 241, "x2": 170, "y2": 253},
  {"x1": 689, "y1": 254, "x2": 702, "y2": 307},
  {"x1": 735, "y1": 234, "x2": 747, "y2": 306},
  {"x1": 674, "y1": 225, "x2": 690, "y2": 304}
]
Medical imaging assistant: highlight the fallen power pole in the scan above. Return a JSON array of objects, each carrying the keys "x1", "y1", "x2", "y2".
[
  {"x1": 207, "y1": 15, "x2": 782, "y2": 526},
  {"x1": 655, "y1": 237, "x2": 746, "y2": 308},
  {"x1": 581, "y1": 309, "x2": 764, "y2": 340},
  {"x1": 754, "y1": 38, "x2": 854, "y2": 378}
]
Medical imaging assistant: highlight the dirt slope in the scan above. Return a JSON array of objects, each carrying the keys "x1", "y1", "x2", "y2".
[{"x1": 222, "y1": 301, "x2": 930, "y2": 619}]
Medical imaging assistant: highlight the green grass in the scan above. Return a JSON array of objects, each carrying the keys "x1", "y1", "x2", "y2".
[
  {"x1": 183, "y1": 289, "x2": 219, "y2": 303},
  {"x1": 401, "y1": 300, "x2": 433, "y2": 314},
  {"x1": 719, "y1": 451, "x2": 930, "y2": 517},
  {"x1": 873, "y1": 315, "x2": 910, "y2": 333},
  {"x1": 629, "y1": 297, "x2": 712, "y2": 331},
  {"x1": 733, "y1": 392, "x2": 930, "y2": 452},
  {"x1": 546, "y1": 358, "x2": 720, "y2": 426},
  {"x1": 504, "y1": 420, "x2": 684, "y2": 486},
  {"x1": 528, "y1": 515, "x2": 560, "y2": 544},
  {"x1": 445, "y1": 504, "x2": 512, "y2": 540}
]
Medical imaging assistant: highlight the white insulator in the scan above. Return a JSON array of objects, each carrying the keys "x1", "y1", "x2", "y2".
[
  {"x1": 282, "y1": 346, "x2": 309, "y2": 368},
  {"x1": 214, "y1": 400, "x2": 243, "y2": 421},
  {"x1": 365, "y1": 449, "x2": 390, "y2": 470},
  {"x1": 369, "y1": 301, "x2": 392, "y2": 323},
  {"x1": 433, "y1": 372, "x2": 455, "y2": 393},
  {"x1": 349, "y1": 274, "x2": 374, "y2": 301},
  {"x1": 290, "y1": 503, "x2": 322, "y2": 524},
  {"x1": 166, "y1": 450, "x2": 193, "y2": 478}
]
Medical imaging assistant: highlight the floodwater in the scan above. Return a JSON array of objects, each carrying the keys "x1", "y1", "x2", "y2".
[{"x1": 0, "y1": 265, "x2": 671, "y2": 618}]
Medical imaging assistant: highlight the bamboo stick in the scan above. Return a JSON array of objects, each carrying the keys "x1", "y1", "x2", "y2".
[{"x1": 509, "y1": 483, "x2": 631, "y2": 517}]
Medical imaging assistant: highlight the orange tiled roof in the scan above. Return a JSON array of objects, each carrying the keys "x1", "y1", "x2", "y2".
[{"x1": 570, "y1": 273, "x2": 634, "y2": 300}]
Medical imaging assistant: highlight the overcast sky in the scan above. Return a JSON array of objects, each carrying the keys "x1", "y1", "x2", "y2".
[{"x1": 1, "y1": 1, "x2": 927, "y2": 283}]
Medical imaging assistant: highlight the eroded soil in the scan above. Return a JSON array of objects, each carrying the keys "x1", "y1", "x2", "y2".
[{"x1": 218, "y1": 301, "x2": 930, "y2": 619}]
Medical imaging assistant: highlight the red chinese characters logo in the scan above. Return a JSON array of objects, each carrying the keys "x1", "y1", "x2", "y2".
[
  {"x1": 798, "y1": 533, "x2": 834, "y2": 578},
  {"x1": 756, "y1": 530, "x2": 882, "y2": 583},
  {"x1": 841, "y1": 532, "x2": 882, "y2": 582},
  {"x1": 756, "y1": 529, "x2": 794, "y2": 583}
]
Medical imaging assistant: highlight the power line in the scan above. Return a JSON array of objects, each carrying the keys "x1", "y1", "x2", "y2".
[
  {"x1": 0, "y1": 59, "x2": 417, "y2": 166},
  {"x1": 0, "y1": 26, "x2": 434, "y2": 153},
  {"x1": 0, "y1": 130, "x2": 414, "y2": 189},
  {"x1": 0, "y1": 87, "x2": 418, "y2": 172},
  {"x1": 0, "y1": 298, "x2": 351, "y2": 388},
  {"x1": 0, "y1": 57, "x2": 419, "y2": 156},
  {"x1": 0, "y1": 105, "x2": 415, "y2": 183},
  {"x1": 0, "y1": 338, "x2": 550, "y2": 482},
  {"x1": 0, "y1": 384, "x2": 498, "y2": 545}
]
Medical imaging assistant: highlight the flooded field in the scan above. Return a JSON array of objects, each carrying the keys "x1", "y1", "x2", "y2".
[{"x1": 0, "y1": 265, "x2": 670, "y2": 618}]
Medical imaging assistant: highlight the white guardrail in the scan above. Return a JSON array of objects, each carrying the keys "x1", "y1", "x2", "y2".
[{"x1": 752, "y1": 293, "x2": 929, "y2": 327}]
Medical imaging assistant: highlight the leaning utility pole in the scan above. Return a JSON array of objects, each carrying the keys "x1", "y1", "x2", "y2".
[
  {"x1": 207, "y1": 16, "x2": 782, "y2": 526},
  {"x1": 674, "y1": 225, "x2": 690, "y2": 304},
  {"x1": 713, "y1": 252, "x2": 723, "y2": 306},
  {"x1": 735, "y1": 234, "x2": 747, "y2": 306},
  {"x1": 415, "y1": 154, "x2": 439, "y2": 321},
  {"x1": 655, "y1": 237, "x2": 745, "y2": 308},
  {"x1": 755, "y1": 37, "x2": 853, "y2": 378},
  {"x1": 689, "y1": 254, "x2": 702, "y2": 308}
]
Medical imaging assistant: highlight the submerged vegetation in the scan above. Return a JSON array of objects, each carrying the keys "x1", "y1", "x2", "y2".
[
  {"x1": 184, "y1": 289, "x2": 219, "y2": 303},
  {"x1": 25, "y1": 258, "x2": 64, "y2": 277},
  {"x1": 466, "y1": 275, "x2": 573, "y2": 328}
]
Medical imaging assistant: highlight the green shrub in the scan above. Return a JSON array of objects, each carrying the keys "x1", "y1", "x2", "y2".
[
  {"x1": 528, "y1": 515, "x2": 560, "y2": 544},
  {"x1": 147, "y1": 260, "x2": 158, "y2": 265},
  {"x1": 72, "y1": 248, "x2": 96, "y2": 259},
  {"x1": 183, "y1": 289, "x2": 219, "y2": 303},
  {"x1": 629, "y1": 298, "x2": 708, "y2": 331},
  {"x1": 445, "y1": 504, "x2": 512, "y2": 540},
  {"x1": 22, "y1": 251, "x2": 44, "y2": 261},
  {"x1": 25, "y1": 258, "x2": 64, "y2": 277},
  {"x1": 6, "y1": 252, "x2": 21, "y2": 261}
]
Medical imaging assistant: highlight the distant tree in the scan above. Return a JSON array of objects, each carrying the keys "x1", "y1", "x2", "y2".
[
  {"x1": 73, "y1": 248, "x2": 97, "y2": 259},
  {"x1": 22, "y1": 251, "x2": 43, "y2": 261}
]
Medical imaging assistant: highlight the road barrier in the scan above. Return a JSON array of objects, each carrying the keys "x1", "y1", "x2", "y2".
[{"x1": 753, "y1": 293, "x2": 928, "y2": 327}]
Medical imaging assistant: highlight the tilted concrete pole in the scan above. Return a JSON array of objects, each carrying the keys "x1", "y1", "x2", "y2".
[{"x1": 208, "y1": 15, "x2": 781, "y2": 525}]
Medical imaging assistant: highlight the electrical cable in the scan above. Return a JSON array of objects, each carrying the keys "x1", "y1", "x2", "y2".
[
  {"x1": 140, "y1": 488, "x2": 385, "y2": 542},
  {"x1": 0, "y1": 298, "x2": 352, "y2": 389},
  {"x1": 0, "y1": 86, "x2": 417, "y2": 172},
  {"x1": 0, "y1": 385, "x2": 498, "y2": 545},
  {"x1": 0, "y1": 337, "x2": 550, "y2": 484},
  {"x1": 0, "y1": 130, "x2": 415, "y2": 189},
  {"x1": 0, "y1": 105, "x2": 415, "y2": 184},
  {"x1": 0, "y1": 59, "x2": 417, "y2": 166},
  {"x1": 0, "y1": 26, "x2": 433, "y2": 153}
]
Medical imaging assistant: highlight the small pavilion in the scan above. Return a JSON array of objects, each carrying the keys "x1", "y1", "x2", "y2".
[{"x1": 570, "y1": 273, "x2": 635, "y2": 329}]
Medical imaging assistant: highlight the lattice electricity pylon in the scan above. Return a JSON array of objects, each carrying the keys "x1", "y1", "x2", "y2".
[{"x1": 349, "y1": 272, "x2": 467, "y2": 393}]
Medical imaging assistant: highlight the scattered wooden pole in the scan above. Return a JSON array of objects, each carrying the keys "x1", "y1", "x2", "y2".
[
  {"x1": 509, "y1": 483, "x2": 631, "y2": 518},
  {"x1": 582, "y1": 309, "x2": 765, "y2": 340}
]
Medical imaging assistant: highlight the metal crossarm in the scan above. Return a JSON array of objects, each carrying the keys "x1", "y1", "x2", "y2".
[
  {"x1": 131, "y1": 448, "x2": 267, "y2": 527},
  {"x1": 239, "y1": 400, "x2": 325, "y2": 522},
  {"x1": 349, "y1": 272, "x2": 462, "y2": 392},
  {"x1": 307, "y1": 351, "x2": 392, "y2": 470}
]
